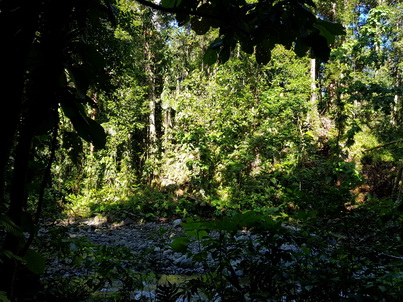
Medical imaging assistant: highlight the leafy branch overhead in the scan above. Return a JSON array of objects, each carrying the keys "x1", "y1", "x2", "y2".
[{"x1": 137, "y1": 0, "x2": 346, "y2": 64}]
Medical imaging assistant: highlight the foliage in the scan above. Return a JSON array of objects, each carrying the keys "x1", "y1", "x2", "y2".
[
  {"x1": 37, "y1": 225, "x2": 156, "y2": 301},
  {"x1": 2, "y1": 0, "x2": 403, "y2": 300},
  {"x1": 0, "y1": 292, "x2": 9, "y2": 302},
  {"x1": 171, "y1": 209, "x2": 403, "y2": 301},
  {"x1": 140, "y1": 0, "x2": 345, "y2": 64}
]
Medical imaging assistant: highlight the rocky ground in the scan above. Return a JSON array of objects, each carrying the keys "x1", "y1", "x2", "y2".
[{"x1": 40, "y1": 216, "x2": 203, "y2": 277}]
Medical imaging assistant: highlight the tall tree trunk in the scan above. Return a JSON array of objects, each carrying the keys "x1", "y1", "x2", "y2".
[
  {"x1": 0, "y1": 1, "x2": 40, "y2": 296},
  {"x1": 307, "y1": 58, "x2": 321, "y2": 137},
  {"x1": 1, "y1": 0, "x2": 65, "y2": 296},
  {"x1": 145, "y1": 41, "x2": 158, "y2": 143},
  {"x1": 0, "y1": 0, "x2": 40, "y2": 208},
  {"x1": 143, "y1": 27, "x2": 159, "y2": 184},
  {"x1": 0, "y1": 121, "x2": 35, "y2": 296}
]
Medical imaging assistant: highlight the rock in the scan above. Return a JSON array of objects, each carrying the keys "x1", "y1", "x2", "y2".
[
  {"x1": 123, "y1": 217, "x2": 134, "y2": 226},
  {"x1": 93, "y1": 216, "x2": 107, "y2": 225},
  {"x1": 174, "y1": 255, "x2": 193, "y2": 268},
  {"x1": 172, "y1": 219, "x2": 182, "y2": 228}
]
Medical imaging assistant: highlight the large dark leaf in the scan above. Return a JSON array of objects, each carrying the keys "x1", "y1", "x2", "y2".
[
  {"x1": 61, "y1": 101, "x2": 106, "y2": 149},
  {"x1": 0, "y1": 214, "x2": 22, "y2": 237},
  {"x1": 67, "y1": 66, "x2": 91, "y2": 98},
  {"x1": 190, "y1": 16, "x2": 210, "y2": 35},
  {"x1": 24, "y1": 249, "x2": 45, "y2": 275},
  {"x1": 219, "y1": 44, "x2": 231, "y2": 63},
  {"x1": 173, "y1": 0, "x2": 344, "y2": 65},
  {"x1": 307, "y1": 33, "x2": 331, "y2": 61},
  {"x1": 255, "y1": 40, "x2": 273, "y2": 64},
  {"x1": 314, "y1": 20, "x2": 346, "y2": 44},
  {"x1": 162, "y1": 0, "x2": 180, "y2": 8},
  {"x1": 62, "y1": 131, "x2": 83, "y2": 165},
  {"x1": 203, "y1": 47, "x2": 218, "y2": 65}
]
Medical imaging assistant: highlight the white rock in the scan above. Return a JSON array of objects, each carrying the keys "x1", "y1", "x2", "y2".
[{"x1": 172, "y1": 219, "x2": 182, "y2": 228}]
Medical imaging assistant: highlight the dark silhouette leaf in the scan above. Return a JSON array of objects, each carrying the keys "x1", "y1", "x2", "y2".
[
  {"x1": 24, "y1": 249, "x2": 45, "y2": 275},
  {"x1": 61, "y1": 101, "x2": 106, "y2": 149},
  {"x1": 191, "y1": 16, "x2": 210, "y2": 35},
  {"x1": 203, "y1": 47, "x2": 218, "y2": 65}
]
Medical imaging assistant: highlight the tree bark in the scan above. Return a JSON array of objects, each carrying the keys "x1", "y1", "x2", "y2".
[
  {"x1": 0, "y1": 0, "x2": 40, "y2": 208},
  {"x1": 307, "y1": 58, "x2": 321, "y2": 136},
  {"x1": 0, "y1": 0, "x2": 65, "y2": 296}
]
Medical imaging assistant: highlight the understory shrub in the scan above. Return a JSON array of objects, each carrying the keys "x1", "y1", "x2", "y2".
[{"x1": 170, "y1": 210, "x2": 403, "y2": 301}]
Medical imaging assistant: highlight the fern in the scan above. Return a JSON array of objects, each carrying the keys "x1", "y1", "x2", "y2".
[
  {"x1": 156, "y1": 281, "x2": 182, "y2": 302},
  {"x1": 0, "y1": 214, "x2": 22, "y2": 236}
]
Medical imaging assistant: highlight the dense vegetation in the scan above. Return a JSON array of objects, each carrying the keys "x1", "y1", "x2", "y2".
[{"x1": 1, "y1": 0, "x2": 403, "y2": 301}]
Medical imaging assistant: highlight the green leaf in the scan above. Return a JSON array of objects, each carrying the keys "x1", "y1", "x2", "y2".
[
  {"x1": 170, "y1": 237, "x2": 190, "y2": 253},
  {"x1": 62, "y1": 131, "x2": 83, "y2": 165},
  {"x1": 219, "y1": 45, "x2": 231, "y2": 63},
  {"x1": 162, "y1": 0, "x2": 178, "y2": 8},
  {"x1": 73, "y1": 115, "x2": 106, "y2": 149},
  {"x1": 191, "y1": 17, "x2": 210, "y2": 35},
  {"x1": 24, "y1": 249, "x2": 45, "y2": 275},
  {"x1": 68, "y1": 66, "x2": 91, "y2": 98},
  {"x1": 314, "y1": 20, "x2": 346, "y2": 44},
  {"x1": 255, "y1": 40, "x2": 272, "y2": 64},
  {"x1": 0, "y1": 291, "x2": 10, "y2": 302},
  {"x1": 203, "y1": 48, "x2": 218, "y2": 65},
  {"x1": 308, "y1": 33, "x2": 331, "y2": 61},
  {"x1": 301, "y1": 246, "x2": 310, "y2": 256},
  {"x1": 239, "y1": 38, "x2": 254, "y2": 54},
  {"x1": 318, "y1": 20, "x2": 346, "y2": 35},
  {"x1": 294, "y1": 39, "x2": 309, "y2": 57},
  {"x1": 61, "y1": 101, "x2": 106, "y2": 149},
  {"x1": 0, "y1": 249, "x2": 24, "y2": 263},
  {"x1": 0, "y1": 214, "x2": 22, "y2": 237},
  {"x1": 196, "y1": 230, "x2": 208, "y2": 240}
]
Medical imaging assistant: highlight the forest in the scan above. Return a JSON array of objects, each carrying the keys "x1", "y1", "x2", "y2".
[{"x1": 1, "y1": 0, "x2": 403, "y2": 301}]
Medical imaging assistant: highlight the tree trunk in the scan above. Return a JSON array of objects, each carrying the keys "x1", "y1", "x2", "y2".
[
  {"x1": 144, "y1": 30, "x2": 158, "y2": 149},
  {"x1": 0, "y1": 0, "x2": 65, "y2": 296},
  {"x1": 0, "y1": 0, "x2": 40, "y2": 208},
  {"x1": 307, "y1": 58, "x2": 321, "y2": 137},
  {"x1": 0, "y1": 1, "x2": 40, "y2": 296},
  {"x1": 0, "y1": 121, "x2": 35, "y2": 296}
]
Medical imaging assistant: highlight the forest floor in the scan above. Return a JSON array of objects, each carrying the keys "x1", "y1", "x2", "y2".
[
  {"x1": 41, "y1": 216, "x2": 202, "y2": 275},
  {"x1": 34, "y1": 208, "x2": 403, "y2": 301},
  {"x1": 36, "y1": 217, "x2": 207, "y2": 300}
]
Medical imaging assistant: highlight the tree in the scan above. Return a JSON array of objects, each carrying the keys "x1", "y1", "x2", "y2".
[
  {"x1": 0, "y1": 0, "x2": 345, "y2": 298},
  {"x1": 0, "y1": 0, "x2": 114, "y2": 296}
]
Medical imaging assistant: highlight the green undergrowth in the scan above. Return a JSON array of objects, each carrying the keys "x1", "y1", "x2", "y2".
[
  {"x1": 64, "y1": 185, "x2": 217, "y2": 223},
  {"x1": 32, "y1": 201, "x2": 403, "y2": 301},
  {"x1": 62, "y1": 153, "x2": 368, "y2": 224}
]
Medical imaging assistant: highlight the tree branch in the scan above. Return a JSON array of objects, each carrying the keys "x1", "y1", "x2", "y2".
[
  {"x1": 134, "y1": 0, "x2": 250, "y2": 36},
  {"x1": 135, "y1": 0, "x2": 213, "y2": 19},
  {"x1": 364, "y1": 139, "x2": 403, "y2": 152},
  {"x1": 21, "y1": 121, "x2": 59, "y2": 257}
]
